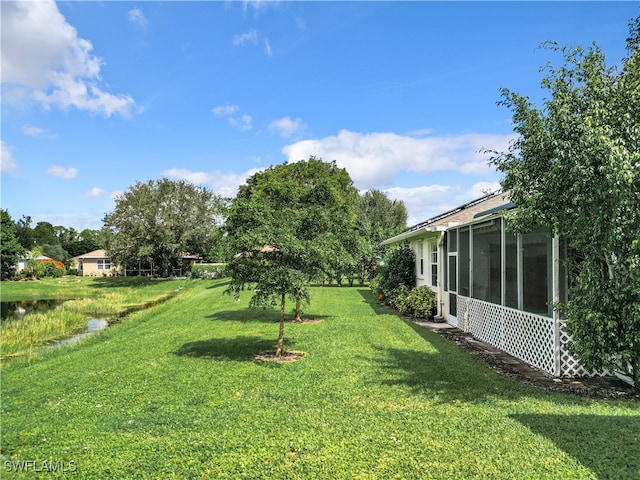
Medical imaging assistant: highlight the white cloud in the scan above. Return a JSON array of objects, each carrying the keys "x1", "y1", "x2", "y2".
[
  {"x1": 242, "y1": 1, "x2": 283, "y2": 15},
  {"x1": 1, "y1": 0, "x2": 136, "y2": 117},
  {"x1": 110, "y1": 190, "x2": 124, "y2": 201},
  {"x1": 264, "y1": 38, "x2": 273, "y2": 56},
  {"x1": 269, "y1": 116, "x2": 306, "y2": 138},
  {"x1": 163, "y1": 167, "x2": 264, "y2": 198},
  {"x1": 212, "y1": 104, "x2": 240, "y2": 117},
  {"x1": 468, "y1": 181, "x2": 502, "y2": 199},
  {"x1": 282, "y1": 129, "x2": 515, "y2": 189},
  {"x1": 382, "y1": 182, "x2": 504, "y2": 226},
  {"x1": 83, "y1": 187, "x2": 104, "y2": 197},
  {"x1": 229, "y1": 114, "x2": 253, "y2": 131},
  {"x1": 212, "y1": 104, "x2": 253, "y2": 131},
  {"x1": 232, "y1": 29, "x2": 272, "y2": 56},
  {"x1": 127, "y1": 8, "x2": 148, "y2": 30},
  {"x1": 21, "y1": 124, "x2": 55, "y2": 138},
  {"x1": 1, "y1": 141, "x2": 18, "y2": 174},
  {"x1": 232, "y1": 30, "x2": 259, "y2": 47},
  {"x1": 47, "y1": 165, "x2": 78, "y2": 179}
]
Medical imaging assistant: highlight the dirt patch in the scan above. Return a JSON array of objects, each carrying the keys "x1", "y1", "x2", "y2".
[
  {"x1": 288, "y1": 318, "x2": 323, "y2": 324},
  {"x1": 434, "y1": 328, "x2": 639, "y2": 401},
  {"x1": 253, "y1": 350, "x2": 306, "y2": 362}
]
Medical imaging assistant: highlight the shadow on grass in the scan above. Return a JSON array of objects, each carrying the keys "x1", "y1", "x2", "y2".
[
  {"x1": 370, "y1": 344, "x2": 526, "y2": 403},
  {"x1": 207, "y1": 308, "x2": 330, "y2": 324},
  {"x1": 356, "y1": 288, "x2": 394, "y2": 315},
  {"x1": 368, "y1": 319, "x2": 560, "y2": 404},
  {"x1": 511, "y1": 414, "x2": 640, "y2": 479},
  {"x1": 174, "y1": 335, "x2": 294, "y2": 362}
]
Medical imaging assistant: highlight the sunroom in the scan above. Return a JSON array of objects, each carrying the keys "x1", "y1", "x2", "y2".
[{"x1": 440, "y1": 199, "x2": 610, "y2": 378}]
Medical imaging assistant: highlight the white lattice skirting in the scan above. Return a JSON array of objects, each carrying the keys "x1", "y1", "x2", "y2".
[{"x1": 455, "y1": 296, "x2": 601, "y2": 377}]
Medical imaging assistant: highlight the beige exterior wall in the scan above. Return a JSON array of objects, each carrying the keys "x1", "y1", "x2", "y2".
[{"x1": 72, "y1": 249, "x2": 120, "y2": 277}]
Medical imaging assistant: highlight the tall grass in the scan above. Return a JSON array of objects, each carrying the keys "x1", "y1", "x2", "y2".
[{"x1": 0, "y1": 277, "x2": 192, "y2": 358}]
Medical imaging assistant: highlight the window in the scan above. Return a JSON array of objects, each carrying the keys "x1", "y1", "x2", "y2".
[
  {"x1": 419, "y1": 241, "x2": 424, "y2": 276},
  {"x1": 459, "y1": 227, "x2": 470, "y2": 297},
  {"x1": 447, "y1": 218, "x2": 553, "y2": 317},
  {"x1": 430, "y1": 241, "x2": 438, "y2": 287},
  {"x1": 504, "y1": 230, "x2": 518, "y2": 308},
  {"x1": 472, "y1": 220, "x2": 502, "y2": 305},
  {"x1": 447, "y1": 230, "x2": 458, "y2": 317},
  {"x1": 97, "y1": 259, "x2": 111, "y2": 270},
  {"x1": 522, "y1": 230, "x2": 552, "y2": 315}
]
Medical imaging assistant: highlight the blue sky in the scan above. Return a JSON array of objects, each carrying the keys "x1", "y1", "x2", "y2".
[{"x1": 1, "y1": 1, "x2": 638, "y2": 230}]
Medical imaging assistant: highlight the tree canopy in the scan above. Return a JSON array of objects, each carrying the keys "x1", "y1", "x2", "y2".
[
  {"x1": 491, "y1": 17, "x2": 640, "y2": 388},
  {"x1": 224, "y1": 157, "x2": 360, "y2": 357},
  {"x1": 103, "y1": 178, "x2": 225, "y2": 277},
  {"x1": 358, "y1": 189, "x2": 408, "y2": 280},
  {"x1": 1, "y1": 209, "x2": 25, "y2": 279}
]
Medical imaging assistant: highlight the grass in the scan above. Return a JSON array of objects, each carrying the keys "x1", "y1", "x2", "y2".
[
  {"x1": 0, "y1": 277, "x2": 192, "y2": 358},
  {"x1": 1, "y1": 279, "x2": 639, "y2": 479}
]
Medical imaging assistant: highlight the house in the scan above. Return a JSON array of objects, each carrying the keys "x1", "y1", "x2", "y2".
[
  {"x1": 16, "y1": 254, "x2": 53, "y2": 273},
  {"x1": 72, "y1": 250, "x2": 119, "y2": 277},
  {"x1": 382, "y1": 190, "x2": 594, "y2": 379},
  {"x1": 72, "y1": 250, "x2": 202, "y2": 277}
]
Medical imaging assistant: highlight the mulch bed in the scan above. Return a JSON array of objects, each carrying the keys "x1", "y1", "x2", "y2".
[
  {"x1": 253, "y1": 350, "x2": 306, "y2": 362},
  {"x1": 433, "y1": 327, "x2": 639, "y2": 401}
]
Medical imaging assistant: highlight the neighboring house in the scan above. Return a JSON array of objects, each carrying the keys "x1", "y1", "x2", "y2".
[
  {"x1": 383, "y1": 190, "x2": 596, "y2": 379},
  {"x1": 72, "y1": 250, "x2": 202, "y2": 277},
  {"x1": 16, "y1": 254, "x2": 53, "y2": 272},
  {"x1": 72, "y1": 250, "x2": 119, "y2": 277}
]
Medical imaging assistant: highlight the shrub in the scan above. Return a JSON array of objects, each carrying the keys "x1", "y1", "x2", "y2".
[
  {"x1": 369, "y1": 275, "x2": 382, "y2": 296},
  {"x1": 67, "y1": 268, "x2": 79, "y2": 276},
  {"x1": 190, "y1": 263, "x2": 226, "y2": 280},
  {"x1": 401, "y1": 286, "x2": 438, "y2": 319},
  {"x1": 378, "y1": 242, "x2": 416, "y2": 298},
  {"x1": 35, "y1": 259, "x2": 66, "y2": 278},
  {"x1": 386, "y1": 285, "x2": 411, "y2": 312}
]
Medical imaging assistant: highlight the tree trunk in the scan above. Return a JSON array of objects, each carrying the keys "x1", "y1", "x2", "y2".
[
  {"x1": 633, "y1": 358, "x2": 639, "y2": 393},
  {"x1": 293, "y1": 297, "x2": 302, "y2": 323},
  {"x1": 276, "y1": 292, "x2": 286, "y2": 358}
]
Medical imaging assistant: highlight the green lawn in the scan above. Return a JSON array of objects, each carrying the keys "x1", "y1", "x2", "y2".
[{"x1": 1, "y1": 280, "x2": 638, "y2": 479}]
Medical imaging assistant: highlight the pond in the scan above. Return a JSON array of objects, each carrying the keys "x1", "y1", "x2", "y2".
[
  {"x1": 52, "y1": 319, "x2": 109, "y2": 348},
  {"x1": 0, "y1": 300, "x2": 64, "y2": 321}
]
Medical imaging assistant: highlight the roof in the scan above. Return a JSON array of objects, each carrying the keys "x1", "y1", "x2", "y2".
[
  {"x1": 382, "y1": 190, "x2": 512, "y2": 245},
  {"x1": 72, "y1": 249, "x2": 109, "y2": 260}
]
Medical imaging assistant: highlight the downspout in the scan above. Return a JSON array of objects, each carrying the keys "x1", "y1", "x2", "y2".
[
  {"x1": 552, "y1": 234, "x2": 561, "y2": 377},
  {"x1": 437, "y1": 231, "x2": 445, "y2": 318}
]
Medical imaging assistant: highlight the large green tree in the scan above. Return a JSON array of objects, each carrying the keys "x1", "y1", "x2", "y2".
[
  {"x1": 224, "y1": 157, "x2": 360, "y2": 357},
  {"x1": 491, "y1": 18, "x2": 640, "y2": 388},
  {"x1": 15, "y1": 215, "x2": 34, "y2": 250},
  {"x1": 103, "y1": 178, "x2": 224, "y2": 277},
  {"x1": 32, "y1": 221, "x2": 59, "y2": 247},
  {"x1": 1, "y1": 210, "x2": 25, "y2": 279},
  {"x1": 358, "y1": 190, "x2": 408, "y2": 282}
]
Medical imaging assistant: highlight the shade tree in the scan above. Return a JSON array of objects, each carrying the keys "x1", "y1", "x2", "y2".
[
  {"x1": 490, "y1": 17, "x2": 640, "y2": 389},
  {"x1": 224, "y1": 157, "x2": 360, "y2": 357}
]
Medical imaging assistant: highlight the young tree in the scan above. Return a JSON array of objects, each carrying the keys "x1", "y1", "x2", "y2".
[
  {"x1": 224, "y1": 157, "x2": 360, "y2": 357},
  {"x1": 490, "y1": 17, "x2": 640, "y2": 388},
  {"x1": 1, "y1": 210, "x2": 25, "y2": 279},
  {"x1": 103, "y1": 178, "x2": 224, "y2": 277}
]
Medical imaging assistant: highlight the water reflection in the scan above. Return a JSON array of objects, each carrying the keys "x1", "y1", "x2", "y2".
[
  {"x1": 0, "y1": 300, "x2": 64, "y2": 321},
  {"x1": 53, "y1": 319, "x2": 109, "y2": 348}
]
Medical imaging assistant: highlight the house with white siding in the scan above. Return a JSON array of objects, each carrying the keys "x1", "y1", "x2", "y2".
[{"x1": 382, "y1": 190, "x2": 596, "y2": 379}]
